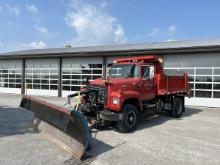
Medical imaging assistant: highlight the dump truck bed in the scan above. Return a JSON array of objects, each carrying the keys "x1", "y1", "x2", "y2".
[{"x1": 157, "y1": 70, "x2": 189, "y2": 95}]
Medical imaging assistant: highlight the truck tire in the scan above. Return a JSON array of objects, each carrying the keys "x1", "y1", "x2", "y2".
[
  {"x1": 171, "y1": 97, "x2": 183, "y2": 118},
  {"x1": 118, "y1": 104, "x2": 139, "y2": 133}
]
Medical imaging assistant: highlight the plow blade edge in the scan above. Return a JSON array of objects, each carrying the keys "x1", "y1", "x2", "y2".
[{"x1": 20, "y1": 95, "x2": 90, "y2": 160}]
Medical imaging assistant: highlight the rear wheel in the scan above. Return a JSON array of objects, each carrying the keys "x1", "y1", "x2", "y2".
[
  {"x1": 171, "y1": 97, "x2": 184, "y2": 118},
  {"x1": 118, "y1": 104, "x2": 139, "y2": 133}
]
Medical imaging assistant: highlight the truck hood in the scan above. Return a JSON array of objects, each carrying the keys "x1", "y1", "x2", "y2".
[
  {"x1": 89, "y1": 78, "x2": 139, "y2": 87},
  {"x1": 89, "y1": 78, "x2": 105, "y2": 86}
]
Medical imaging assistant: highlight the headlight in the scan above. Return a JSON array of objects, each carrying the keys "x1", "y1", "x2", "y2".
[{"x1": 112, "y1": 98, "x2": 120, "y2": 105}]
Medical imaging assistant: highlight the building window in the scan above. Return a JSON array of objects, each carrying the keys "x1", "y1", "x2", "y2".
[
  {"x1": 214, "y1": 77, "x2": 220, "y2": 82},
  {"x1": 25, "y1": 65, "x2": 58, "y2": 90},
  {"x1": 195, "y1": 91, "x2": 212, "y2": 98},
  {"x1": 213, "y1": 92, "x2": 220, "y2": 98},
  {"x1": 213, "y1": 84, "x2": 220, "y2": 90},
  {"x1": 196, "y1": 69, "x2": 212, "y2": 75},
  {"x1": 195, "y1": 76, "x2": 212, "y2": 82},
  {"x1": 195, "y1": 84, "x2": 212, "y2": 90},
  {"x1": 189, "y1": 83, "x2": 194, "y2": 89},
  {"x1": 62, "y1": 63, "x2": 103, "y2": 92},
  {"x1": 214, "y1": 69, "x2": 220, "y2": 75},
  {"x1": 0, "y1": 66, "x2": 22, "y2": 89}
]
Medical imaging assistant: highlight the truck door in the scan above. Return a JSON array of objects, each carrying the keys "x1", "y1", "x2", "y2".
[{"x1": 140, "y1": 65, "x2": 155, "y2": 101}]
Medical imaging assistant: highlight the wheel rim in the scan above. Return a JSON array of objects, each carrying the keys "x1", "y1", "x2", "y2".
[{"x1": 125, "y1": 111, "x2": 136, "y2": 128}]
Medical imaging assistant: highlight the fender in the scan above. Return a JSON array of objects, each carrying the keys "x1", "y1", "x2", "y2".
[{"x1": 108, "y1": 90, "x2": 143, "y2": 112}]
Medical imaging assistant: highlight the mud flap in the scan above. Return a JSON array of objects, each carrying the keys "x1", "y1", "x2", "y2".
[{"x1": 20, "y1": 95, "x2": 90, "y2": 160}]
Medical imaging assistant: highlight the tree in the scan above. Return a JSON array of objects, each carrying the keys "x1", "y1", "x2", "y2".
[{"x1": 65, "y1": 44, "x2": 72, "y2": 48}]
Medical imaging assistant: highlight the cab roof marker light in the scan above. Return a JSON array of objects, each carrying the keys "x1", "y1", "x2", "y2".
[{"x1": 159, "y1": 58, "x2": 163, "y2": 63}]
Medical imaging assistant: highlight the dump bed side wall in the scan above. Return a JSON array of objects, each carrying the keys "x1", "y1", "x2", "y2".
[{"x1": 157, "y1": 73, "x2": 189, "y2": 95}]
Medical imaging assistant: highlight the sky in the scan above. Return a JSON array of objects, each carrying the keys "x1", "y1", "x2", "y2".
[{"x1": 0, "y1": 0, "x2": 220, "y2": 53}]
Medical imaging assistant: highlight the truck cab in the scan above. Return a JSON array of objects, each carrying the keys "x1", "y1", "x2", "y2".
[
  {"x1": 106, "y1": 62, "x2": 156, "y2": 111},
  {"x1": 76, "y1": 56, "x2": 189, "y2": 132}
]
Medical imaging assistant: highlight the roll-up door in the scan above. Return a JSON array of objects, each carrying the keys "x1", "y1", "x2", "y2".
[
  {"x1": 62, "y1": 57, "x2": 103, "y2": 97},
  {"x1": 25, "y1": 58, "x2": 59, "y2": 96},
  {"x1": 0, "y1": 60, "x2": 22, "y2": 94}
]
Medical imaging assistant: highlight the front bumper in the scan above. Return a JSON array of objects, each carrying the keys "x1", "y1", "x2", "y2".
[{"x1": 99, "y1": 110, "x2": 120, "y2": 121}]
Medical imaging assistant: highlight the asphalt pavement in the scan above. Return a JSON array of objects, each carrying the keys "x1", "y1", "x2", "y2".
[{"x1": 0, "y1": 93, "x2": 219, "y2": 165}]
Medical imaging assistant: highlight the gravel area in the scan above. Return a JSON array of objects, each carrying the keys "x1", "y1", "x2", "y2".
[{"x1": 0, "y1": 93, "x2": 220, "y2": 165}]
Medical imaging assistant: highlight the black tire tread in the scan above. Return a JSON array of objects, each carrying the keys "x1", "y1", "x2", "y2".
[
  {"x1": 118, "y1": 104, "x2": 139, "y2": 133},
  {"x1": 171, "y1": 97, "x2": 183, "y2": 118}
]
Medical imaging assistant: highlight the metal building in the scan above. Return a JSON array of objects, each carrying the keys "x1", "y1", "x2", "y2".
[{"x1": 1, "y1": 38, "x2": 220, "y2": 107}]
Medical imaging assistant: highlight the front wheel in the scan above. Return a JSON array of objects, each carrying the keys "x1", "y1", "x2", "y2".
[{"x1": 118, "y1": 104, "x2": 139, "y2": 133}]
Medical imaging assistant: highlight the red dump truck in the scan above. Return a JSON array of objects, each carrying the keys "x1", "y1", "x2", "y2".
[
  {"x1": 20, "y1": 55, "x2": 190, "y2": 159},
  {"x1": 74, "y1": 55, "x2": 190, "y2": 132}
]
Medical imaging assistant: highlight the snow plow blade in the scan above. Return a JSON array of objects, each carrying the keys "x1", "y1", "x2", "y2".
[{"x1": 19, "y1": 95, "x2": 90, "y2": 160}]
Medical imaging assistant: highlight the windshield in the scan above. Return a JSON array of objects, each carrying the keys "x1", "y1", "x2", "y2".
[{"x1": 109, "y1": 64, "x2": 139, "y2": 78}]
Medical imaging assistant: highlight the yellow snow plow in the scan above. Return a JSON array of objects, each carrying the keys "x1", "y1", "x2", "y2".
[{"x1": 19, "y1": 95, "x2": 90, "y2": 160}]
